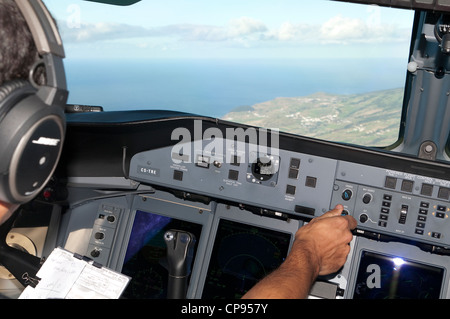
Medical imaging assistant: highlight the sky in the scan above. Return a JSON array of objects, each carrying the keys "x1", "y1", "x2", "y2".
[{"x1": 42, "y1": 0, "x2": 415, "y2": 60}]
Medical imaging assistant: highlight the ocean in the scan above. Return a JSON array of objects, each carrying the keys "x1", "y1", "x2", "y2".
[{"x1": 65, "y1": 58, "x2": 408, "y2": 118}]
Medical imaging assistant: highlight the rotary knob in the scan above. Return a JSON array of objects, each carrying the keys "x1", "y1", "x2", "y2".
[
  {"x1": 362, "y1": 193, "x2": 373, "y2": 204},
  {"x1": 90, "y1": 248, "x2": 101, "y2": 258},
  {"x1": 359, "y1": 214, "x2": 368, "y2": 223}
]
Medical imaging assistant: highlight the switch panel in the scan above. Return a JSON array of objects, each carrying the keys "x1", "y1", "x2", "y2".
[
  {"x1": 331, "y1": 161, "x2": 450, "y2": 248},
  {"x1": 87, "y1": 203, "x2": 123, "y2": 265}
]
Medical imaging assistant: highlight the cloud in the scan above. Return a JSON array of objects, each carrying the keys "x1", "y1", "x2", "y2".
[
  {"x1": 262, "y1": 15, "x2": 409, "y2": 45},
  {"x1": 318, "y1": 15, "x2": 408, "y2": 44},
  {"x1": 59, "y1": 21, "x2": 162, "y2": 43},
  {"x1": 263, "y1": 22, "x2": 318, "y2": 42},
  {"x1": 60, "y1": 17, "x2": 268, "y2": 44},
  {"x1": 228, "y1": 17, "x2": 267, "y2": 37},
  {"x1": 321, "y1": 15, "x2": 367, "y2": 42},
  {"x1": 59, "y1": 14, "x2": 409, "y2": 47}
]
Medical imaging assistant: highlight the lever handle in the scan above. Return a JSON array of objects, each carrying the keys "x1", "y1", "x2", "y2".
[{"x1": 164, "y1": 229, "x2": 196, "y2": 299}]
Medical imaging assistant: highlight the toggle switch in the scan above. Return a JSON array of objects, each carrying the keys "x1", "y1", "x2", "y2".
[{"x1": 399, "y1": 205, "x2": 408, "y2": 224}]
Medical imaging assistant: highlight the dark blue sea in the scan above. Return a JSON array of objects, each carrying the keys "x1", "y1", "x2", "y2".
[{"x1": 65, "y1": 58, "x2": 408, "y2": 118}]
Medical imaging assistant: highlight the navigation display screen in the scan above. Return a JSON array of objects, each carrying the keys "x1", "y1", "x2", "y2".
[
  {"x1": 121, "y1": 210, "x2": 202, "y2": 299},
  {"x1": 201, "y1": 219, "x2": 291, "y2": 299},
  {"x1": 353, "y1": 251, "x2": 444, "y2": 299}
]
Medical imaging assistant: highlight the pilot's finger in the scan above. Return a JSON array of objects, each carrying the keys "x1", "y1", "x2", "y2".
[
  {"x1": 317, "y1": 204, "x2": 357, "y2": 230},
  {"x1": 326, "y1": 204, "x2": 344, "y2": 216},
  {"x1": 317, "y1": 204, "x2": 344, "y2": 219},
  {"x1": 343, "y1": 214, "x2": 357, "y2": 230}
]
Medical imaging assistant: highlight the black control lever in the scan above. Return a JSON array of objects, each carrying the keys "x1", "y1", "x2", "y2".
[
  {"x1": 0, "y1": 209, "x2": 42, "y2": 287},
  {"x1": 164, "y1": 229, "x2": 196, "y2": 299}
]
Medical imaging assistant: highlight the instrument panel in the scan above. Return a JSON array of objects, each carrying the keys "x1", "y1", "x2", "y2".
[
  {"x1": 130, "y1": 136, "x2": 450, "y2": 250},
  {"x1": 38, "y1": 114, "x2": 450, "y2": 299}
]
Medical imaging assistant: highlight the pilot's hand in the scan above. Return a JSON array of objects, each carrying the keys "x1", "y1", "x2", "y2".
[
  {"x1": 242, "y1": 204, "x2": 357, "y2": 299},
  {"x1": 292, "y1": 204, "x2": 357, "y2": 276}
]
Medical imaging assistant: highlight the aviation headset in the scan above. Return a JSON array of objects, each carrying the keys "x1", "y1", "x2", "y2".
[{"x1": 0, "y1": 0, "x2": 67, "y2": 204}]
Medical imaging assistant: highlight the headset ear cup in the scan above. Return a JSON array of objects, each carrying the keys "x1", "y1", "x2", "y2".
[
  {"x1": 0, "y1": 80, "x2": 29, "y2": 122},
  {"x1": 0, "y1": 84, "x2": 65, "y2": 204}
]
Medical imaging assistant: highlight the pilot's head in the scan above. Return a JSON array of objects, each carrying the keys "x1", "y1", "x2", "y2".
[
  {"x1": 0, "y1": 0, "x2": 41, "y2": 223},
  {"x1": 0, "y1": 0, "x2": 42, "y2": 87},
  {"x1": 0, "y1": 0, "x2": 63, "y2": 224}
]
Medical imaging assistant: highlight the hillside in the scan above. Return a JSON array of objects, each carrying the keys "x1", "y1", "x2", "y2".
[{"x1": 222, "y1": 89, "x2": 404, "y2": 147}]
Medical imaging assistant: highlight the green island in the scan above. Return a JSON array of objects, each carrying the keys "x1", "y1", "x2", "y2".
[{"x1": 222, "y1": 88, "x2": 404, "y2": 147}]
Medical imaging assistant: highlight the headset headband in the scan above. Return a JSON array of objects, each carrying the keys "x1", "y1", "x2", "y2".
[{"x1": 14, "y1": 0, "x2": 68, "y2": 106}]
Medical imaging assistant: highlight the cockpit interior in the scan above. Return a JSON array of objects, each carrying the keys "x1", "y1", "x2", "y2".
[{"x1": 3, "y1": 0, "x2": 450, "y2": 300}]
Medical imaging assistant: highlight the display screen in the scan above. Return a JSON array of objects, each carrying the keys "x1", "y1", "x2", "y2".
[
  {"x1": 201, "y1": 219, "x2": 291, "y2": 299},
  {"x1": 353, "y1": 251, "x2": 444, "y2": 299},
  {"x1": 120, "y1": 210, "x2": 202, "y2": 299}
]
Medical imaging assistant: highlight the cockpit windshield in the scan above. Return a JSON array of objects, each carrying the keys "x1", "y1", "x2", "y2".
[{"x1": 43, "y1": 0, "x2": 414, "y2": 147}]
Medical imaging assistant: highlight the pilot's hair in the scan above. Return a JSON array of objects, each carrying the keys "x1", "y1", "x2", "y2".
[{"x1": 0, "y1": 0, "x2": 42, "y2": 86}]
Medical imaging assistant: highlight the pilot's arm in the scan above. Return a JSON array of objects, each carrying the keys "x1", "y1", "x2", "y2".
[{"x1": 242, "y1": 204, "x2": 357, "y2": 299}]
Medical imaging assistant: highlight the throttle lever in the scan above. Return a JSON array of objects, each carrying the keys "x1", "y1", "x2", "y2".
[{"x1": 164, "y1": 229, "x2": 196, "y2": 299}]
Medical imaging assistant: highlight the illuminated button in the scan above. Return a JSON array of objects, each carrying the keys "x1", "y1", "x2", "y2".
[
  {"x1": 43, "y1": 188, "x2": 53, "y2": 200},
  {"x1": 436, "y1": 212, "x2": 446, "y2": 218},
  {"x1": 342, "y1": 189, "x2": 353, "y2": 201}
]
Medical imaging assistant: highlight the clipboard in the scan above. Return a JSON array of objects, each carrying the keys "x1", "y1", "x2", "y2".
[{"x1": 19, "y1": 247, "x2": 130, "y2": 299}]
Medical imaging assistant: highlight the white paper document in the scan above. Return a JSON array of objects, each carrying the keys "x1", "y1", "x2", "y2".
[{"x1": 19, "y1": 247, "x2": 130, "y2": 299}]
